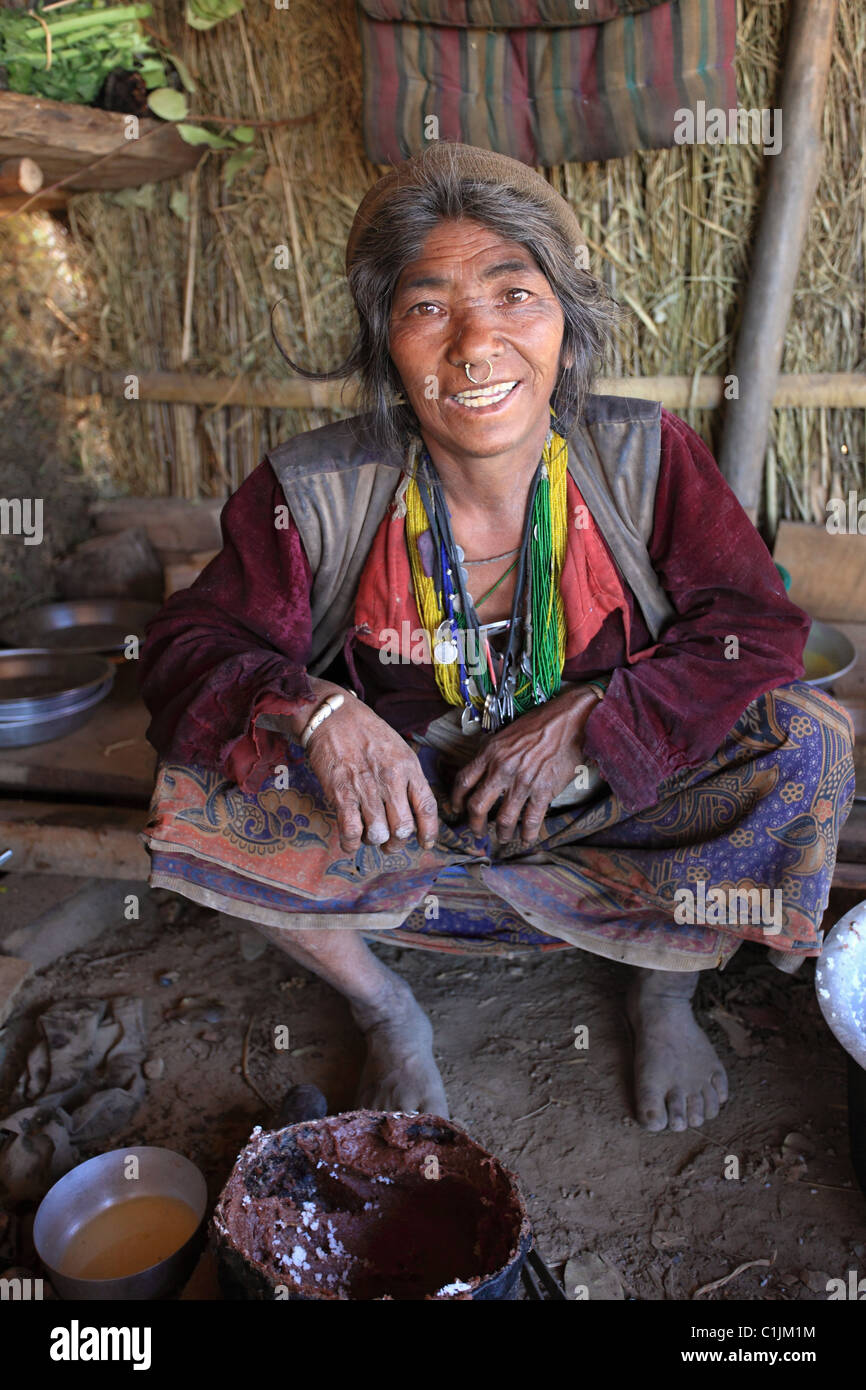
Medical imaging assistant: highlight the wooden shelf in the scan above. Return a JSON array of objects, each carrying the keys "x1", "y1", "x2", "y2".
[{"x1": 0, "y1": 90, "x2": 202, "y2": 195}]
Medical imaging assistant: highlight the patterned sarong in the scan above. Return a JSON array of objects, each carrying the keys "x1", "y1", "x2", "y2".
[{"x1": 143, "y1": 680, "x2": 855, "y2": 970}]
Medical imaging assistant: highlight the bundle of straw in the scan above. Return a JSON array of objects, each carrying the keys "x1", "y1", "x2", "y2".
[{"x1": 12, "y1": 0, "x2": 866, "y2": 523}]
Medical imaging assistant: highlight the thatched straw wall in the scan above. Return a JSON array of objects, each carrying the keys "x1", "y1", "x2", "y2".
[{"x1": 62, "y1": 0, "x2": 866, "y2": 527}]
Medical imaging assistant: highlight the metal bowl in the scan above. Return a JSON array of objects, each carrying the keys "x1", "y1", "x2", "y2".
[
  {"x1": 803, "y1": 618, "x2": 856, "y2": 689},
  {"x1": 34, "y1": 1146, "x2": 208, "y2": 1301},
  {"x1": 0, "y1": 649, "x2": 115, "y2": 747},
  {"x1": 0, "y1": 600, "x2": 158, "y2": 655},
  {"x1": 0, "y1": 686, "x2": 115, "y2": 747}
]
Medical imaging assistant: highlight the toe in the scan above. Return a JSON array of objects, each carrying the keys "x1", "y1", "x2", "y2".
[
  {"x1": 666, "y1": 1088, "x2": 688, "y2": 1132},
  {"x1": 421, "y1": 1085, "x2": 450, "y2": 1119},
  {"x1": 636, "y1": 1088, "x2": 668, "y2": 1132},
  {"x1": 711, "y1": 1068, "x2": 729, "y2": 1104},
  {"x1": 686, "y1": 1092, "x2": 705, "y2": 1128},
  {"x1": 702, "y1": 1083, "x2": 720, "y2": 1121}
]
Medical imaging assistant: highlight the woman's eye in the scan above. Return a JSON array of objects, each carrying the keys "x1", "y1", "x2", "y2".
[
  {"x1": 409, "y1": 302, "x2": 440, "y2": 316},
  {"x1": 504, "y1": 288, "x2": 531, "y2": 303}
]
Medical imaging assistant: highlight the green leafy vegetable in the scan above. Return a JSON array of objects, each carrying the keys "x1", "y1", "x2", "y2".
[
  {"x1": 0, "y1": 2, "x2": 257, "y2": 169},
  {"x1": 0, "y1": 2, "x2": 165, "y2": 105}
]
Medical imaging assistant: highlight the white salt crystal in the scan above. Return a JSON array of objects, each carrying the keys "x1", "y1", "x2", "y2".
[{"x1": 436, "y1": 1278, "x2": 474, "y2": 1296}]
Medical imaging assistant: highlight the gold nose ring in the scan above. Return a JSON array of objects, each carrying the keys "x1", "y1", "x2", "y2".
[{"x1": 464, "y1": 360, "x2": 493, "y2": 384}]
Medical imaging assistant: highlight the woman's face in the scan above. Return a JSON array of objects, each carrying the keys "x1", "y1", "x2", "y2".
[{"x1": 388, "y1": 218, "x2": 566, "y2": 461}]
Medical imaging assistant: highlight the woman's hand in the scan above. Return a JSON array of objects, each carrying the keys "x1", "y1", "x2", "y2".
[
  {"x1": 446, "y1": 684, "x2": 601, "y2": 845},
  {"x1": 298, "y1": 684, "x2": 440, "y2": 854}
]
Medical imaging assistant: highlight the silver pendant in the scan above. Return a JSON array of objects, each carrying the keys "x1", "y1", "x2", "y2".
[
  {"x1": 461, "y1": 704, "x2": 481, "y2": 735},
  {"x1": 434, "y1": 640, "x2": 458, "y2": 664}
]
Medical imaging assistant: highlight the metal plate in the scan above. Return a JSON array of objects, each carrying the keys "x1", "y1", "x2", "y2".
[{"x1": 0, "y1": 600, "x2": 158, "y2": 655}]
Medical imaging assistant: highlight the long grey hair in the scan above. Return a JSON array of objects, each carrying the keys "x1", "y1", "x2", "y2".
[{"x1": 272, "y1": 148, "x2": 620, "y2": 457}]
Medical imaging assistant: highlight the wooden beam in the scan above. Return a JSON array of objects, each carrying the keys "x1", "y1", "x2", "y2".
[
  {"x1": 0, "y1": 91, "x2": 202, "y2": 193},
  {"x1": 0, "y1": 800, "x2": 149, "y2": 880},
  {"x1": 0, "y1": 189, "x2": 68, "y2": 214},
  {"x1": 717, "y1": 0, "x2": 840, "y2": 519},
  {"x1": 64, "y1": 368, "x2": 866, "y2": 414}
]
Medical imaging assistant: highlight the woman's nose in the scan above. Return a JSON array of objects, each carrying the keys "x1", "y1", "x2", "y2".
[{"x1": 447, "y1": 306, "x2": 500, "y2": 368}]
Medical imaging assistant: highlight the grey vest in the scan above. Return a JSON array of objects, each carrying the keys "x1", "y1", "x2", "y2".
[{"x1": 266, "y1": 394, "x2": 676, "y2": 675}]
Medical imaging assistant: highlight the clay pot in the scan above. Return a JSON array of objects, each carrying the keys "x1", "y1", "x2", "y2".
[{"x1": 212, "y1": 1110, "x2": 532, "y2": 1301}]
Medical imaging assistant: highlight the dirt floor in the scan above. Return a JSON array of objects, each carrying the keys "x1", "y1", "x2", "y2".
[{"x1": 2, "y1": 883, "x2": 865, "y2": 1301}]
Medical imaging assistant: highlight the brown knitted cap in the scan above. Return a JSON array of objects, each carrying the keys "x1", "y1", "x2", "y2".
[{"x1": 345, "y1": 141, "x2": 586, "y2": 276}]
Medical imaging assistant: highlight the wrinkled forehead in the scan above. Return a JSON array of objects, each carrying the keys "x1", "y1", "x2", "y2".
[{"x1": 393, "y1": 219, "x2": 547, "y2": 296}]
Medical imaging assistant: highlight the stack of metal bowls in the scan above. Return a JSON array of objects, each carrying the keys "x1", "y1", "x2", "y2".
[
  {"x1": 0, "y1": 599, "x2": 158, "y2": 748},
  {"x1": 0, "y1": 649, "x2": 115, "y2": 748}
]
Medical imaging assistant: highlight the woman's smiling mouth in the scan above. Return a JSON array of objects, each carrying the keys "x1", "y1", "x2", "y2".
[{"x1": 448, "y1": 380, "x2": 520, "y2": 411}]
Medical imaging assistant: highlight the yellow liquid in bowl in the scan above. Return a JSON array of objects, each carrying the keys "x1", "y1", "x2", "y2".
[
  {"x1": 59, "y1": 1194, "x2": 200, "y2": 1280},
  {"x1": 803, "y1": 652, "x2": 836, "y2": 680}
]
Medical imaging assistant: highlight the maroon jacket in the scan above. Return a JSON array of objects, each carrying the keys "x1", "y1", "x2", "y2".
[{"x1": 139, "y1": 410, "x2": 810, "y2": 813}]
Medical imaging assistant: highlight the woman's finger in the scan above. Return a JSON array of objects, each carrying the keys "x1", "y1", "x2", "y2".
[
  {"x1": 333, "y1": 787, "x2": 365, "y2": 853},
  {"x1": 354, "y1": 781, "x2": 393, "y2": 847},
  {"x1": 408, "y1": 772, "x2": 440, "y2": 850},
  {"x1": 465, "y1": 765, "x2": 513, "y2": 835},
  {"x1": 447, "y1": 752, "x2": 491, "y2": 814},
  {"x1": 377, "y1": 770, "x2": 417, "y2": 845},
  {"x1": 519, "y1": 793, "x2": 552, "y2": 846},
  {"x1": 494, "y1": 784, "x2": 532, "y2": 844}
]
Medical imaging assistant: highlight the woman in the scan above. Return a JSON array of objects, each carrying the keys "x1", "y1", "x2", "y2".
[{"x1": 140, "y1": 142, "x2": 855, "y2": 1133}]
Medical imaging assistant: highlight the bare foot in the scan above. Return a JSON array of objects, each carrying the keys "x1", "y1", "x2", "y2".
[
  {"x1": 626, "y1": 968, "x2": 728, "y2": 1132},
  {"x1": 350, "y1": 974, "x2": 450, "y2": 1118}
]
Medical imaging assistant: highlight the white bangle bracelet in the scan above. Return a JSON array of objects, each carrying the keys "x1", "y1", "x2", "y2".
[{"x1": 299, "y1": 693, "x2": 345, "y2": 749}]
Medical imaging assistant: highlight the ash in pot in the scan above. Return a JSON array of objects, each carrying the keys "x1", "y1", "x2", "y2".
[{"x1": 212, "y1": 1110, "x2": 529, "y2": 1300}]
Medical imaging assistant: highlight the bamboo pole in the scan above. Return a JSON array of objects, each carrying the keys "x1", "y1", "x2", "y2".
[
  {"x1": 717, "y1": 0, "x2": 839, "y2": 521},
  {"x1": 64, "y1": 368, "x2": 866, "y2": 412}
]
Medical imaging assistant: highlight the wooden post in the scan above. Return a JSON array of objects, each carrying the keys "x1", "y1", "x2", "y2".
[
  {"x1": 0, "y1": 157, "x2": 43, "y2": 196},
  {"x1": 717, "y1": 0, "x2": 839, "y2": 522}
]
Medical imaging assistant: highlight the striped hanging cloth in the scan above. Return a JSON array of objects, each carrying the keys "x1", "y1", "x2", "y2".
[{"x1": 358, "y1": 0, "x2": 737, "y2": 166}]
